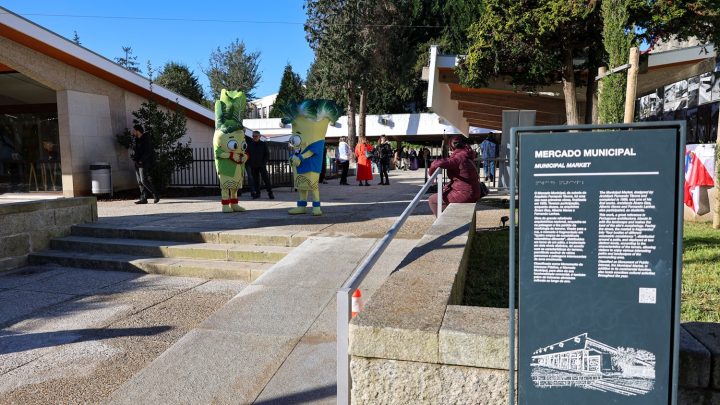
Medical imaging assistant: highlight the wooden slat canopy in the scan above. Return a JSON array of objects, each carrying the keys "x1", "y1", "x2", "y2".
[{"x1": 438, "y1": 67, "x2": 567, "y2": 130}]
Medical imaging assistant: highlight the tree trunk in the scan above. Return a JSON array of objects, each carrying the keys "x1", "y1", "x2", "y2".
[
  {"x1": 585, "y1": 65, "x2": 597, "y2": 125},
  {"x1": 359, "y1": 87, "x2": 367, "y2": 139},
  {"x1": 562, "y1": 49, "x2": 580, "y2": 125},
  {"x1": 597, "y1": 66, "x2": 607, "y2": 124},
  {"x1": 347, "y1": 81, "x2": 357, "y2": 153},
  {"x1": 714, "y1": 111, "x2": 720, "y2": 228}
]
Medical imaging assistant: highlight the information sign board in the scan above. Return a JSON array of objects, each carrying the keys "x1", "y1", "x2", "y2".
[{"x1": 514, "y1": 125, "x2": 683, "y2": 404}]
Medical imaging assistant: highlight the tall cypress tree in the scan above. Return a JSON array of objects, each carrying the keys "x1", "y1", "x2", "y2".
[
  {"x1": 270, "y1": 63, "x2": 305, "y2": 118},
  {"x1": 599, "y1": 0, "x2": 635, "y2": 124}
]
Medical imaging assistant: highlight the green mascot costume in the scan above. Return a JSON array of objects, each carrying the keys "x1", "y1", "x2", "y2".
[
  {"x1": 214, "y1": 89, "x2": 248, "y2": 213},
  {"x1": 280, "y1": 99, "x2": 342, "y2": 216}
]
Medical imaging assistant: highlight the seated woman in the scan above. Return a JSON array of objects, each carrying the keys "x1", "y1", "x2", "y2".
[{"x1": 428, "y1": 136, "x2": 482, "y2": 217}]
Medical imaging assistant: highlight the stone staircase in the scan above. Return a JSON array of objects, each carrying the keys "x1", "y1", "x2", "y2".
[{"x1": 28, "y1": 224, "x2": 300, "y2": 281}]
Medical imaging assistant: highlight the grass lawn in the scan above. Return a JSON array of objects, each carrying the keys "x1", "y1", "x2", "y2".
[
  {"x1": 681, "y1": 222, "x2": 720, "y2": 322},
  {"x1": 464, "y1": 222, "x2": 720, "y2": 323}
]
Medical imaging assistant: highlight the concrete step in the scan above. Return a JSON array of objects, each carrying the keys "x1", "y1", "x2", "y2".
[
  {"x1": 28, "y1": 250, "x2": 272, "y2": 281},
  {"x1": 70, "y1": 224, "x2": 308, "y2": 247},
  {"x1": 50, "y1": 236, "x2": 292, "y2": 263}
]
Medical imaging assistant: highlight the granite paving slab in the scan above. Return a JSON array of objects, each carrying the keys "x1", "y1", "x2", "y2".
[
  {"x1": 0, "y1": 289, "x2": 76, "y2": 327},
  {"x1": 12, "y1": 268, "x2": 138, "y2": 296},
  {"x1": 104, "y1": 329, "x2": 299, "y2": 405}
]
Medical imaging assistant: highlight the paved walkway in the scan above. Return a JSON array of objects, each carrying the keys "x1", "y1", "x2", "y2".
[{"x1": 0, "y1": 169, "x2": 510, "y2": 404}]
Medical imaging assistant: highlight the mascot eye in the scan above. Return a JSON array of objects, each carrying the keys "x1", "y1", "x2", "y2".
[
  {"x1": 289, "y1": 135, "x2": 302, "y2": 147},
  {"x1": 240, "y1": 142, "x2": 247, "y2": 151},
  {"x1": 227, "y1": 140, "x2": 238, "y2": 150}
]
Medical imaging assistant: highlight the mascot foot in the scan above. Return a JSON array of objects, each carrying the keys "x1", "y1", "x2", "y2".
[
  {"x1": 312, "y1": 207, "x2": 323, "y2": 216},
  {"x1": 288, "y1": 206, "x2": 307, "y2": 215},
  {"x1": 231, "y1": 204, "x2": 245, "y2": 212},
  {"x1": 222, "y1": 205, "x2": 233, "y2": 213}
]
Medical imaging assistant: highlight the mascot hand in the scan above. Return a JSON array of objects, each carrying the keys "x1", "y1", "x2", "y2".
[
  {"x1": 228, "y1": 152, "x2": 243, "y2": 163},
  {"x1": 239, "y1": 153, "x2": 248, "y2": 164},
  {"x1": 290, "y1": 156, "x2": 302, "y2": 167}
]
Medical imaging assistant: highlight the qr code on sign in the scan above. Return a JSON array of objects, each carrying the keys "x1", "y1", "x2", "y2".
[{"x1": 639, "y1": 288, "x2": 656, "y2": 304}]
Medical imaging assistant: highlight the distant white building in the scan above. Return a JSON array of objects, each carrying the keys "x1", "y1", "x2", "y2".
[
  {"x1": 242, "y1": 113, "x2": 493, "y2": 144},
  {"x1": 248, "y1": 93, "x2": 278, "y2": 119}
]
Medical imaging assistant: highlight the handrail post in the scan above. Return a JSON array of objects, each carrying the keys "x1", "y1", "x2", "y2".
[
  {"x1": 336, "y1": 170, "x2": 439, "y2": 404},
  {"x1": 337, "y1": 288, "x2": 352, "y2": 405},
  {"x1": 437, "y1": 169, "x2": 443, "y2": 216}
]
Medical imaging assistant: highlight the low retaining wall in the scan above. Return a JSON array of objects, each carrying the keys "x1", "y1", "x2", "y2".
[
  {"x1": 349, "y1": 203, "x2": 720, "y2": 404},
  {"x1": 0, "y1": 197, "x2": 97, "y2": 271}
]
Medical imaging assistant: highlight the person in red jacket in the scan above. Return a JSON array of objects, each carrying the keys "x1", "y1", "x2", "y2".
[
  {"x1": 354, "y1": 136, "x2": 374, "y2": 186},
  {"x1": 428, "y1": 136, "x2": 482, "y2": 216}
]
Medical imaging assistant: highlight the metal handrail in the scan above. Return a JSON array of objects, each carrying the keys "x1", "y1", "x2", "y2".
[{"x1": 336, "y1": 168, "x2": 443, "y2": 404}]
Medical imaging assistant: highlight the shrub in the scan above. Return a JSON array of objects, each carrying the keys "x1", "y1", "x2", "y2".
[{"x1": 116, "y1": 99, "x2": 193, "y2": 192}]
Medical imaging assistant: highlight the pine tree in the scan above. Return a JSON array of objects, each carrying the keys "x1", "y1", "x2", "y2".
[
  {"x1": 205, "y1": 39, "x2": 261, "y2": 101},
  {"x1": 269, "y1": 63, "x2": 305, "y2": 118},
  {"x1": 115, "y1": 46, "x2": 141, "y2": 74},
  {"x1": 72, "y1": 31, "x2": 81, "y2": 46},
  {"x1": 155, "y1": 62, "x2": 205, "y2": 104}
]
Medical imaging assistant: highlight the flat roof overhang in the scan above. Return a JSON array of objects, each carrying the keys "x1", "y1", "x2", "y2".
[
  {"x1": 426, "y1": 44, "x2": 717, "y2": 133},
  {"x1": 0, "y1": 7, "x2": 214, "y2": 127}
]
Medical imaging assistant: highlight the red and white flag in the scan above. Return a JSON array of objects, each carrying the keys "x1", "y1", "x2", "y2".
[{"x1": 684, "y1": 147, "x2": 715, "y2": 216}]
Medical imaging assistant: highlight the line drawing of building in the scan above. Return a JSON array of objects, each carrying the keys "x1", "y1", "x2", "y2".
[{"x1": 530, "y1": 333, "x2": 656, "y2": 396}]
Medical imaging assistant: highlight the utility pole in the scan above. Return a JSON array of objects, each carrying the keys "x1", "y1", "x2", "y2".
[
  {"x1": 623, "y1": 47, "x2": 640, "y2": 123},
  {"x1": 714, "y1": 112, "x2": 720, "y2": 228}
]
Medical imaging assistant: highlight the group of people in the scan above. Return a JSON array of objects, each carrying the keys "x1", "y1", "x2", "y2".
[
  {"x1": 130, "y1": 126, "x2": 274, "y2": 205},
  {"x1": 334, "y1": 136, "x2": 432, "y2": 187},
  {"x1": 332, "y1": 135, "x2": 484, "y2": 217},
  {"x1": 132, "y1": 127, "x2": 484, "y2": 217}
]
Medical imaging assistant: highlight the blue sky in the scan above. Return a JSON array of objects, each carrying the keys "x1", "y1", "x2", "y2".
[{"x1": 1, "y1": 1, "x2": 315, "y2": 100}]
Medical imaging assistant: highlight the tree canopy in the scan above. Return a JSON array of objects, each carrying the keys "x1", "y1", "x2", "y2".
[
  {"x1": 206, "y1": 39, "x2": 261, "y2": 101},
  {"x1": 270, "y1": 63, "x2": 306, "y2": 118},
  {"x1": 155, "y1": 62, "x2": 205, "y2": 104},
  {"x1": 459, "y1": 0, "x2": 604, "y2": 125}
]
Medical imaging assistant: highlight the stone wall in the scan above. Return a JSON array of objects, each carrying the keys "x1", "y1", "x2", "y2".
[
  {"x1": 349, "y1": 203, "x2": 720, "y2": 404},
  {"x1": 0, "y1": 197, "x2": 96, "y2": 271}
]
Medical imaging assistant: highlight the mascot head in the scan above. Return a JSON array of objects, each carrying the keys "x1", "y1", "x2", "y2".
[
  {"x1": 279, "y1": 99, "x2": 342, "y2": 151},
  {"x1": 214, "y1": 89, "x2": 247, "y2": 156}
]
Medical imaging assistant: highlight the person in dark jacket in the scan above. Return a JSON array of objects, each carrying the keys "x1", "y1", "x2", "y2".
[
  {"x1": 131, "y1": 124, "x2": 159, "y2": 204},
  {"x1": 427, "y1": 135, "x2": 482, "y2": 216},
  {"x1": 246, "y1": 130, "x2": 274, "y2": 199},
  {"x1": 376, "y1": 135, "x2": 392, "y2": 185}
]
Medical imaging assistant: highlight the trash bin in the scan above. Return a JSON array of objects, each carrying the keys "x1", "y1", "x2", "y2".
[{"x1": 89, "y1": 162, "x2": 112, "y2": 195}]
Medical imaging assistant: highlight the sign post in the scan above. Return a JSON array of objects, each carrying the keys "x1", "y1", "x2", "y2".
[{"x1": 509, "y1": 122, "x2": 685, "y2": 404}]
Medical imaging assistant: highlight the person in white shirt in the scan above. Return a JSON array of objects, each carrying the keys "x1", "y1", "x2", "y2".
[{"x1": 335, "y1": 136, "x2": 351, "y2": 185}]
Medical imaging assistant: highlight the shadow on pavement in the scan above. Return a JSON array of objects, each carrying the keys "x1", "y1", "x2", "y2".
[
  {"x1": 0, "y1": 326, "x2": 172, "y2": 355},
  {"x1": 253, "y1": 384, "x2": 336, "y2": 405}
]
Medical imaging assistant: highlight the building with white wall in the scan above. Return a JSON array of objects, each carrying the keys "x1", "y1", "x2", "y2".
[{"x1": 248, "y1": 93, "x2": 278, "y2": 119}]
